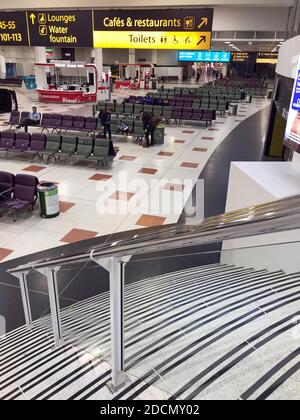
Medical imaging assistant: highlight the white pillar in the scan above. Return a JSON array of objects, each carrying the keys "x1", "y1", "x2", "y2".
[
  {"x1": 151, "y1": 49, "x2": 158, "y2": 65},
  {"x1": 128, "y1": 48, "x2": 136, "y2": 79},
  {"x1": 222, "y1": 64, "x2": 228, "y2": 77},
  {"x1": 93, "y1": 48, "x2": 103, "y2": 81},
  {"x1": 34, "y1": 47, "x2": 48, "y2": 90}
]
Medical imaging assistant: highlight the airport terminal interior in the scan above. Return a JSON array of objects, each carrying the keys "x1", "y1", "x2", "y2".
[{"x1": 0, "y1": 0, "x2": 300, "y2": 401}]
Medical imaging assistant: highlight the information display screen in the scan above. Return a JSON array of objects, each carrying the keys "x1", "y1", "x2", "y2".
[
  {"x1": 0, "y1": 11, "x2": 28, "y2": 46},
  {"x1": 284, "y1": 57, "x2": 300, "y2": 152},
  {"x1": 232, "y1": 52, "x2": 257, "y2": 63},
  {"x1": 178, "y1": 50, "x2": 231, "y2": 63},
  {"x1": 27, "y1": 10, "x2": 93, "y2": 47}
]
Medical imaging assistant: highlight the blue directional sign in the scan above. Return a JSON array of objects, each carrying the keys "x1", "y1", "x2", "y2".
[
  {"x1": 178, "y1": 50, "x2": 231, "y2": 63},
  {"x1": 292, "y1": 67, "x2": 300, "y2": 111}
]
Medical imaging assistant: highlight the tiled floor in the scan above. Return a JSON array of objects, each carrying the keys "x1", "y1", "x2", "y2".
[{"x1": 0, "y1": 88, "x2": 271, "y2": 262}]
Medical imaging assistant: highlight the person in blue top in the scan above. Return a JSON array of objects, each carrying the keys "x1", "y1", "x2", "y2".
[{"x1": 17, "y1": 107, "x2": 41, "y2": 132}]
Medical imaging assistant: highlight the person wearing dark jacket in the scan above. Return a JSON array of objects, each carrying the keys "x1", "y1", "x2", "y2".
[
  {"x1": 140, "y1": 110, "x2": 156, "y2": 147},
  {"x1": 100, "y1": 109, "x2": 112, "y2": 140}
]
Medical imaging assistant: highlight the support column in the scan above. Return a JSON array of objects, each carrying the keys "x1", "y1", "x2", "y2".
[
  {"x1": 18, "y1": 271, "x2": 33, "y2": 330},
  {"x1": 91, "y1": 254, "x2": 131, "y2": 393},
  {"x1": 45, "y1": 267, "x2": 63, "y2": 347},
  {"x1": 93, "y1": 48, "x2": 103, "y2": 81},
  {"x1": 34, "y1": 46, "x2": 48, "y2": 90},
  {"x1": 151, "y1": 49, "x2": 158, "y2": 65},
  {"x1": 128, "y1": 48, "x2": 136, "y2": 79}
]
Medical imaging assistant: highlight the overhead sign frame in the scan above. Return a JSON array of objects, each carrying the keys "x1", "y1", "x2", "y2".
[
  {"x1": 0, "y1": 8, "x2": 214, "y2": 50},
  {"x1": 93, "y1": 8, "x2": 213, "y2": 50}
]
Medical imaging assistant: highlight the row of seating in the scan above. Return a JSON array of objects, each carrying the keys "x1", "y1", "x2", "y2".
[
  {"x1": 0, "y1": 78, "x2": 23, "y2": 87},
  {"x1": 0, "y1": 131, "x2": 115, "y2": 168},
  {"x1": 157, "y1": 85, "x2": 267, "y2": 97},
  {"x1": 127, "y1": 94, "x2": 239, "y2": 105},
  {"x1": 0, "y1": 171, "x2": 38, "y2": 221},
  {"x1": 96, "y1": 102, "x2": 221, "y2": 122},
  {"x1": 6, "y1": 111, "x2": 100, "y2": 135}
]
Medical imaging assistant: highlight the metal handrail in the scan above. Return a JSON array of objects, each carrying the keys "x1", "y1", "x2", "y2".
[{"x1": 8, "y1": 193, "x2": 300, "y2": 275}]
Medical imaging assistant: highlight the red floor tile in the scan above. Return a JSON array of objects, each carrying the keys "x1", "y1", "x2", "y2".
[
  {"x1": 110, "y1": 191, "x2": 135, "y2": 201},
  {"x1": 202, "y1": 136, "x2": 215, "y2": 140},
  {"x1": 59, "y1": 201, "x2": 75, "y2": 213},
  {"x1": 193, "y1": 147, "x2": 208, "y2": 152},
  {"x1": 119, "y1": 155, "x2": 137, "y2": 162},
  {"x1": 208, "y1": 128, "x2": 220, "y2": 132},
  {"x1": 182, "y1": 130, "x2": 194, "y2": 134},
  {"x1": 0, "y1": 248, "x2": 13, "y2": 262},
  {"x1": 60, "y1": 228, "x2": 98, "y2": 244},
  {"x1": 136, "y1": 214, "x2": 166, "y2": 227},
  {"x1": 138, "y1": 168, "x2": 158, "y2": 175},
  {"x1": 89, "y1": 173, "x2": 113, "y2": 181},
  {"x1": 157, "y1": 151, "x2": 174, "y2": 157},
  {"x1": 23, "y1": 165, "x2": 46, "y2": 173},
  {"x1": 181, "y1": 162, "x2": 199, "y2": 169},
  {"x1": 174, "y1": 140, "x2": 186, "y2": 144},
  {"x1": 164, "y1": 183, "x2": 185, "y2": 192}
]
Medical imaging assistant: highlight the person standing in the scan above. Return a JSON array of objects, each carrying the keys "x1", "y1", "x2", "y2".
[
  {"x1": 101, "y1": 108, "x2": 112, "y2": 140},
  {"x1": 17, "y1": 106, "x2": 41, "y2": 132},
  {"x1": 140, "y1": 110, "x2": 156, "y2": 148}
]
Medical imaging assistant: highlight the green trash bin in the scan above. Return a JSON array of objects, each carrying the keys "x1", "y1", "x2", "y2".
[
  {"x1": 154, "y1": 124, "x2": 165, "y2": 145},
  {"x1": 246, "y1": 94, "x2": 253, "y2": 104},
  {"x1": 38, "y1": 182, "x2": 60, "y2": 219}
]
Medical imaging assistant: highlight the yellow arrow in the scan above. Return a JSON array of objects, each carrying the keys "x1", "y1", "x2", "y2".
[
  {"x1": 198, "y1": 17, "x2": 208, "y2": 29},
  {"x1": 30, "y1": 13, "x2": 36, "y2": 25}
]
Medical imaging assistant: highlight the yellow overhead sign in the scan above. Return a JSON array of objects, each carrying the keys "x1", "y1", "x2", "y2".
[
  {"x1": 93, "y1": 31, "x2": 211, "y2": 50},
  {"x1": 256, "y1": 58, "x2": 278, "y2": 64}
]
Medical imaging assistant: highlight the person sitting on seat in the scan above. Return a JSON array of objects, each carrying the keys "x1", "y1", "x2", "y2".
[
  {"x1": 118, "y1": 119, "x2": 129, "y2": 136},
  {"x1": 17, "y1": 107, "x2": 41, "y2": 132}
]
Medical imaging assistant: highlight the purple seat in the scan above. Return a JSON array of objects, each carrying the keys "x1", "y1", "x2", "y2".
[
  {"x1": 80, "y1": 117, "x2": 97, "y2": 135},
  {"x1": 0, "y1": 171, "x2": 15, "y2": 201},
  {"x1": 191, "y1": 109, "x2": 203, "y2": 121},
  {"x1": 0, "y1": 131, "x2": 15, "y2": 152},
  {"x1": 14, "y1": 132, "x2": 31, "y2": 151},
  {"x1": 61, "y1": 115, "x2": 74, "y2": 131},
  {"x1": 181, "y1": 107, "x2": 193, "y2": 121},
  {"x1": 0, "y1": 174, "x2": 39, "y2": 220},
  {"x1": 41, "y1": 113, "x2": 53, "y2": 132},
  {"x1": 5, "y1": 111, "x2": 20, "y2": 129},
  {"x1": 184, "y1": 100, "x2": 193, "y2": 108},
  {"x1": 20, "y1": 112, "x2": 30, "y2": 123},
  {"x1": 25, "y1": 133, "x2": 46, "y2": 162},
  {"x1": 73, "y1": 116, "x2": 86, "y2": 130},
  {"x1": 171, "y1": 107, "x2": 182, "y2": 124},
  {"x1": 175, "y1": 99, "x2": 184, "y2": 107},
  {"x1": 136, "y1": 96, "x2": 145, "y2": 104},
  {"x1": 128, "y1": 96, "x2": 137, "y2": 104},
  {"x1": 47, "y1": 114, "x2": 62, "y2": 132},
  {"x1": 202, "y1": 110, "x2": 215, "y2": 127},
  {"x1": 168, "y1": 98, "x2": 176, "y2": 107}
]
